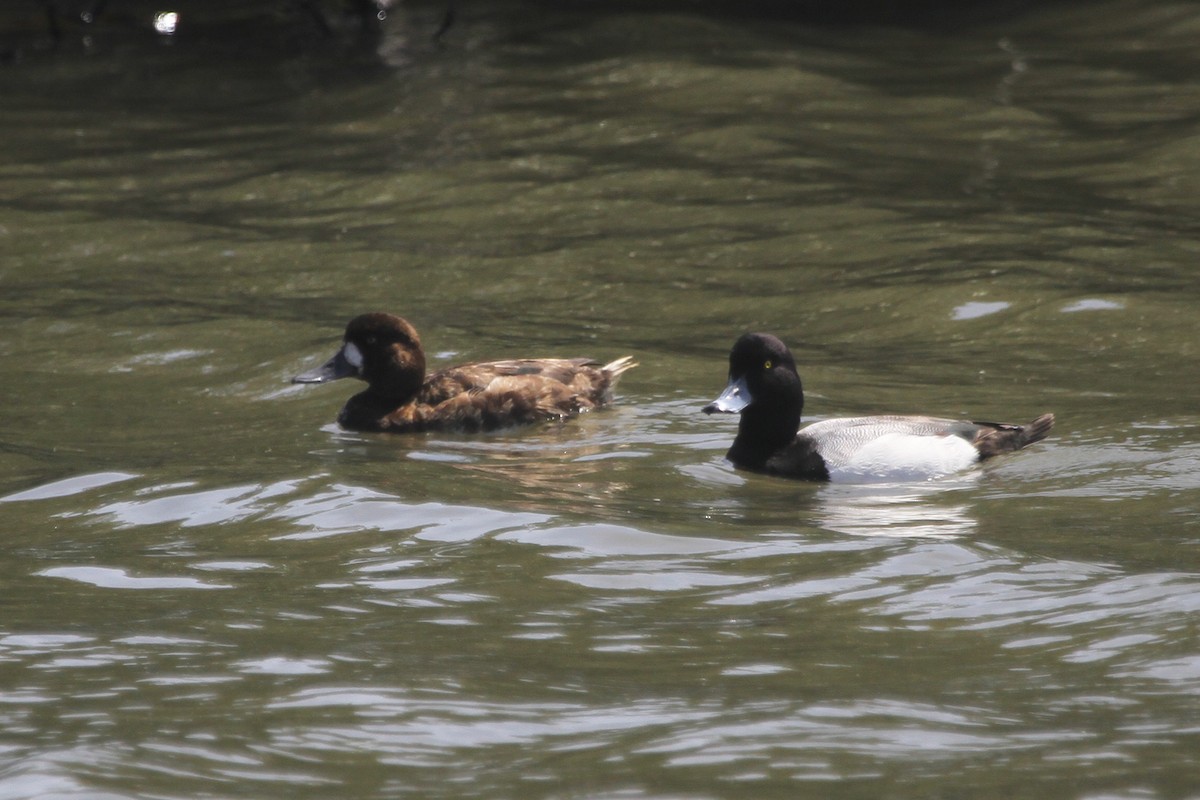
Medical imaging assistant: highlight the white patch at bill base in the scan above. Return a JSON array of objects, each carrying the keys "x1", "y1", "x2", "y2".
[{"x1": 343, "y1": 342, "x2": 364, "y2": 370}]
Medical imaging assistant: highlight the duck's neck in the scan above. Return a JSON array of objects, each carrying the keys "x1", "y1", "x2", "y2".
[
  {"x1": 365, "y1": 362, "x2": 424, "y2": 405},
  {"x1": 727, "y1": 397, "x2": 802, "y2": 469},
  {"x1": 340, "y1": 367, "x2": 424, "y2": 431}
]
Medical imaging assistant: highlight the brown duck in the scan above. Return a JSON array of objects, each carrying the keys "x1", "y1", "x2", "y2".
[{"x1": 293, "y1": 312, "x2": 636, "y2": 433}]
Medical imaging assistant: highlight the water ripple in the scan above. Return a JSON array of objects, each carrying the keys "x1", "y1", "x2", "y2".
[{"x1": 37, "y1": 566, "x2": 232, "y2": 590}]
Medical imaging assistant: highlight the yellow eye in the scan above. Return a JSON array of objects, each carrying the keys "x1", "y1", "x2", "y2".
[{"x1": 764, "y1": 360, "x2": 773, "y2": 370}]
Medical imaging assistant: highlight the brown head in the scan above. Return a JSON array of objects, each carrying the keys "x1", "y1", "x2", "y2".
[{"x1": 293, "y1": 312, "x2": 426, "y2": 402}]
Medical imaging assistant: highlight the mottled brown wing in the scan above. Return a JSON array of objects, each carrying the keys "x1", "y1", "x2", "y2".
[
  {"x1": 416, "y1": 358, "x2": 599, "y2": 406},
  {"x1": 382, "y1": 375, "x2": 583, "y2": 432}
]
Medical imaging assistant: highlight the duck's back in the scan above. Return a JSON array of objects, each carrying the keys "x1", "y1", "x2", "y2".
[
  {"x1": 417, "y1": 357, "x2": 614, "y2": 402},
  {"x1": 366, "y1": 356, "x2": 634, "y2": 433}
]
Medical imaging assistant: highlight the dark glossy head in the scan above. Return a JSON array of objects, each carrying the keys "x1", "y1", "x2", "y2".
[
  {"x1": 293, "y1": 312, "x2": 426, "y2": 401},
  {"x1": 703, "y1": 333, "x2": 806, "y2": 470},
  {"x1": 703, "y1": 332, "x2": 801, "y2": 416}
]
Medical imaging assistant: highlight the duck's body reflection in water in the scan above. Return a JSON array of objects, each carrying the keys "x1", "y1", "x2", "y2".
[{"x1": 814, "y1": 476, "x2": 980, "y2": 539}]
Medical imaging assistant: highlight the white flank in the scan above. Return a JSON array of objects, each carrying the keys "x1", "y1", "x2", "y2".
[{"x1": 826, "y1": 433, "x2": 979, "y2": 483}]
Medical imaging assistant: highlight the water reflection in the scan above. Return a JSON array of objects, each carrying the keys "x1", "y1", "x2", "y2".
[
  {"x1": 814, "y1": 477, "x2": 979, "y2": 539},
  {"x1": 37, "y1": 565, "x2": 232, "y2": 590},
  {"x1": 2, "y1": 448, "x2": 1200, "y2": 796},
  {"x1": 0, "y1": 471, "x2": 137, "y2": 503}
]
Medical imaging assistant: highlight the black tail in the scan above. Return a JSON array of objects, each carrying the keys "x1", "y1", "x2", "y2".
[{"x1": 973, "y1": 413, "x2": 1055, "y2": 459}]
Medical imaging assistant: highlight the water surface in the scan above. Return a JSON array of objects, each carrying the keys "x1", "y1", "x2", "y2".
[{"x1": 3, "y1": 1, "x2": 1200, "y2": 797}]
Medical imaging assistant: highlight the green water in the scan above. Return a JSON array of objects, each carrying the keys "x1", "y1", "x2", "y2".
[{"x1": 3, "y1": 1, "x2": 1200, "y2": 798}]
